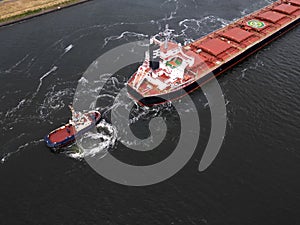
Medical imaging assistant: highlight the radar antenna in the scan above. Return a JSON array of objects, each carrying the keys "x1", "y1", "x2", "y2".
[{"x1": 160, "y1": 24, "x2": 175, "y2": 49}]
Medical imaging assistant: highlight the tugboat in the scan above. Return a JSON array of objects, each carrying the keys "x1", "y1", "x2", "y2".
[
  {"x1": 127, "y1": 0, "x2": 300, "y2": 106},
  {"x1": 44, "y1": 105, "x2": 101, "y2": 151}
]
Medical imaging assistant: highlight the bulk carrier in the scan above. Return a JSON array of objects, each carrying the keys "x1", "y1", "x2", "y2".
[{"x1": 127, "y1": 0, "x2": 300, "y2": 106}]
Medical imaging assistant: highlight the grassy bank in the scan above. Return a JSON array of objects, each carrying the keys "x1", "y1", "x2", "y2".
[{"x1": 0, "y1": 0, "x2": 88, "y2": 24}]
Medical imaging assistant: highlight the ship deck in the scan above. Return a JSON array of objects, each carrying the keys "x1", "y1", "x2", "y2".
[
  {"x1": 127, "y1": 0, "x2": 300, "y2": 100},
  {"x1": 49, "y1": 125, "x2": 75, "y2": 143}
]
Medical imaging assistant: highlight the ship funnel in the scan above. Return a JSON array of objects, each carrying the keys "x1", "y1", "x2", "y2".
[{"x1": 149, "y1": 37, "x2": 160, "y2": 70}]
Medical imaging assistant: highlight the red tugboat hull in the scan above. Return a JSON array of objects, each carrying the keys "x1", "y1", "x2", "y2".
[
  {"x1": 127, "y1": 0, "x2": 300, "y2": 106},
  {"x1": 44, "y1": 111, "x2": 101, "y2": 151}
]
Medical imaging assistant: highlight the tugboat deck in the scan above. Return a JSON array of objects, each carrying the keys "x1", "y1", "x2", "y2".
[{"x1": 49, "y1": 125, "x2": 76, "y2": 143}]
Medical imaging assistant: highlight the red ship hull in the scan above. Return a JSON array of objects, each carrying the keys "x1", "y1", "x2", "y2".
[
  {"x1": 44, "y1": 111, "x2": 101, "y2": 151},
  {"x1": 127, "y1": 0, "x2": 300, "y2": 106}
]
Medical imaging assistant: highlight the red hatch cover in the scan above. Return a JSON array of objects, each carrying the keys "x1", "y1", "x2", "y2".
[
  {"x1": 257, "y1": 11, "x2": 286, "y2": 23},
  {"x1": 273, "y1": 4, "x2": 299, "y2": 14},
  {"x1": 198, "y1": 38, "x2": 232, "y2": 56},
  {"x1": 221, "y1": 27, "x2": 254, "y2": 43},
  {"x1": 288, "y1": 0, "x2": 300, "y2": 6}
]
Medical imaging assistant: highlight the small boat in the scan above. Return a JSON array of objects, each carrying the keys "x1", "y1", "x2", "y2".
[{"x1": 44, "y1": 109, "x2": 101, "y2": 151}]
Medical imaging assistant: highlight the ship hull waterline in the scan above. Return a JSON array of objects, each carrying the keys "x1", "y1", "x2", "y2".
[{"x1": 127, "y1": 17, "x2": 300, "y2": 106}]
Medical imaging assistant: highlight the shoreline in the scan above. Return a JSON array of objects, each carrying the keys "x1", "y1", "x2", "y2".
[{"x1": 0, "y1": 0, "x2": 91, "y2": 28}]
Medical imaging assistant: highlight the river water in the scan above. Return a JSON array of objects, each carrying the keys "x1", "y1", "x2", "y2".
[{"x1": 0, "y1": 0, "x2": 299, "y2": 224}]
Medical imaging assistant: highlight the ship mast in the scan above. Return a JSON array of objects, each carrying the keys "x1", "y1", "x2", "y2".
[
  {"x1": 162, "y1": 24, "x2": 174, "y2": 49},
  {"x1": 149, "y1": 24, "x2": 175, "y2": 71}
]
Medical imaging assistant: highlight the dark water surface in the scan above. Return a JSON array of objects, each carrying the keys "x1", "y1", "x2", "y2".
[{"x1": 0, "y1": 0, "x2": 299, "y2": 224}]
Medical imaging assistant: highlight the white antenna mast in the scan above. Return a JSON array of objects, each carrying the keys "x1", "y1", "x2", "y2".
[{"x1": 162, "y1": 24, "x2": 174, "y2": 49}]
